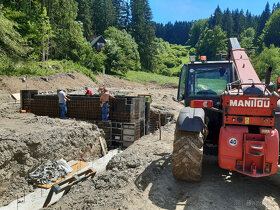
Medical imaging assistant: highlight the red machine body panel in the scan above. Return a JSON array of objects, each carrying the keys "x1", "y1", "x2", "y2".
[
  {"x1": 218, "y1": 39, "x2": 279, "y2": 178},
  {"x1": 219, "y1": 126, "x2": 247, "y2": 170},
  {"x1": 222, "y1": 95, "x2": 278, "y2": 117},
  {"x1": 224, "y1": 116, "x2": 274, "y2": 127},
  {"x1": 219, "y1": 93, "x2": 279, "y2": 177},
  {"x1": 219, "y1": 126, "x2": 279, "y2": 177}
]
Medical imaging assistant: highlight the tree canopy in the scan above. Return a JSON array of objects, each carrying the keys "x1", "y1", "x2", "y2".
[
  {"x1": 195, "y1": 26, "x2": 227, "y2": 60},
  {"x1": 262, "y1": 8, "x2": 280, "y2": 47},
  {"x1": 0, "y1": 0, "x2": 280, "y2": 83},
  {"x1": 103, "y1": 27, "x2": 140, "y2": 74},
  {"x1": 0, "y1": 6, "x2": 28, "y2": 58}
]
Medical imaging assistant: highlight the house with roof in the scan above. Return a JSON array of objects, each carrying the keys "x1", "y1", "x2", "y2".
[{"x1": 90, "y1": 35, "x2": 106, "y2": 52}]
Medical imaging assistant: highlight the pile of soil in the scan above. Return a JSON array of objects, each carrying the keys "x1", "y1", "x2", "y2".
[
  {"x1": 50, "y1": 121, "x2": 280, "y2": 210},
  {"x1": 0, "y1": 103, "x2": 107, "y2": 206},
  {"x1": 48, "y1": 123, "x2": 175, "y2": 210},
  {"x1": 0, "y1": 72, "x2": 95, "y2": 94}
]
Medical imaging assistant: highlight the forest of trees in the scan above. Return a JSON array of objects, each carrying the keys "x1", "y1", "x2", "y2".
[
  {"x1": 156, "y1": 2, "x2": 280, "y2": 45},
  {"x1": 0, "y1": 0, "x2": 166, "y2": 75},
  {"x1": 155, "y1": 2, "x2": 280, "y2": 82},
  {"x1": 1, "y1": 0, "x2": 280, "y2": 82}
]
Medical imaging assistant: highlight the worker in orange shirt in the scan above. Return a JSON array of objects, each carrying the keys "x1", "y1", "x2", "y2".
[{"x1": 100, "y1": 88, "x2": 115, "y2": 121}]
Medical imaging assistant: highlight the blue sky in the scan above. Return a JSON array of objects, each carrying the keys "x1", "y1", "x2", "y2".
[{"x1": 149, "y1": 0, "x2": 280, "y2": 23}]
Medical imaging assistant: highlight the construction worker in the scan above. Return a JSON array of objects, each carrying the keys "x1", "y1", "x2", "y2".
[
  {"x1": 58, "y1": 89, "x2": 70, "y2": 119},
  {"x1": 85, "y1": 86, "x2": 93, "y2": 95},
  {"x1": 100, "y1": 88, "x2": 115, "y2": 121}
]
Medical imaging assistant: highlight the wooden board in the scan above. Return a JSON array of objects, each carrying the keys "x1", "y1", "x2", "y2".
[
  {"x1": 35, "y1": 161, "x2": 89, "y2": 188},
  {"x1": 11, "y1": 93, "x2": 20, "y2": 101},
  {"x1": 99, "y1": 137, "x2": 107, "y2": 156}
]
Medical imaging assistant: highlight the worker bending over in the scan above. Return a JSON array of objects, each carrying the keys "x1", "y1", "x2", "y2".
[
  {"x1": 100, "y1": 88, "x2": 115, "y2": 121},
  {"x1": 85, "y1": 87, "x2": 93, "y2": 95}
]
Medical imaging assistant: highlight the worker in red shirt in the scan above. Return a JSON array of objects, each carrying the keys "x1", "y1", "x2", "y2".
[{"x1": 85, "y1": 87, "x2": 93, "y2": 95}]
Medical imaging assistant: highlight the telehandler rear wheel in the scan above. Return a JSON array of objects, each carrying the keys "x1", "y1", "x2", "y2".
[{"x1": 172, "y1": 127, "x2": 204, "y2": 181}]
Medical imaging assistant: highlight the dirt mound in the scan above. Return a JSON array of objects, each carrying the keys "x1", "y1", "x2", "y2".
[
  {"x1": 0, "y1": 103, "x2": 106, "y2": 206},
  {"x1": 161, "y1": 82, "x2": 178, "y2": 89},
  {"x1": 49, "y1": 120, "x2": 280, "y2": 210},
  {"x1": 95, "y1": 74, "x2": 146, "y2": 89},
  {"x1": 0, "y1": 72, "x2": 96, "y2": 95},
  {"x1": 47, "y1": 123, "x2": 175, "y2": 210}
]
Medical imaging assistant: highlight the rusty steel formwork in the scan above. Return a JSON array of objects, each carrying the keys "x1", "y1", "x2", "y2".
[
  {"x1": 22, "y1": 92, "x2": 149, "y2": 148},
  {"x1": 26, "y1": 94, "x2": 146, "y2": 122},
  {"x1": 30, "y1": 95, "x2": 60, "y2": 117},
  {"x1": 20, "y1": 90, "x2": 38, "y2": 111},
  {"x1": 97, "y1": 121, "x2": 143, "y2": 148},
  {"x1": 149, "y1": 110, "x2": 174, "y2": 133}
]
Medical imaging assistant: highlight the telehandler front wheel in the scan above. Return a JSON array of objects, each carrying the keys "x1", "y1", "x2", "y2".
[{"x1": 172, "y1": 127, "x2": 204, "y2": 181}]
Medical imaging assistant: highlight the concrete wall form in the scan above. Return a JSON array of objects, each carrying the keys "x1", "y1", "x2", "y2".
[{"x1": 21, "y1": 91, "x2": 173, "y2": 148}]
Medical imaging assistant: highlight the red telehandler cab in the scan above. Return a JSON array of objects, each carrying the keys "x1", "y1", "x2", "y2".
[{"x1": 173, "y1": 38, "x2": 280, "y2": 181}]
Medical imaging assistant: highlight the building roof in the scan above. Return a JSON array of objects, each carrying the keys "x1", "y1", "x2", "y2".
[{"x1": 90, "y1": 35, "x2": 105, "y2": 47}]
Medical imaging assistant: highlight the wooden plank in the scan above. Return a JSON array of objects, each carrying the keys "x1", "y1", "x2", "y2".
[
  {"x1": 99, "y1": 137, "x2": 107, "y2": 156},
  {"x1": 68, "y1": 160, "x2": 78, "y2": 167},
  {"x1": 43, "y1": 168, "x2": 96, "y2": 208},
  {"x1": 35, "y1": 161, "x2": 88, "y2": 188},
  {"x1": 11, "y1": 93, "x2": 20, "y2": 101}
]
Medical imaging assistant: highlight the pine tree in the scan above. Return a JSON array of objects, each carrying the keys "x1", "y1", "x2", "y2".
[
  {"x1": 113, "y1": 0, "x2": 130, "y2": 29},
  {"x1": 209, "y1": 6, "x2": 223, "y2": 28},
  {"x1": 130, "y1": 0, "x2": 156, "y2": 71},
  {"x1": 222, "y1": 8, "x2": 233, "y2": 37},
  {"x1": 41, "y1": 6, "x2": 54, "y2": 61},
  {"x1": 76, "y1": 0, "x2": 94, "y2": 40},
  {"x1": 122, "y1": 1, "x2": 131, "y2": 29},
  {"x1": 155, "y1": 23, "x2": 165, "y2": 40},
  {"x1": 92, "y1": 0, "x2": 116, "y2": 35},
  {"x1": 165, "y1": 22, "x2": 175, "y2": 44},
  {"x1": 48, "y1": 0, "x2": 92, "y2": 61},
  {"x1": 257, "y1": 2, "x2": 271, "y2": 35},
  {"x1": 272, "y1": 3, "x2": 280, "y2": 13}
]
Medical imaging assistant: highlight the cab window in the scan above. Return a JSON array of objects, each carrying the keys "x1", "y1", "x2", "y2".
[{"x1": 177, "y1": 65, "x2": 187, "y2": 101}]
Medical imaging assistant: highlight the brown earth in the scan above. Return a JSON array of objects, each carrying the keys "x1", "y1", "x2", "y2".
[
  {"x1": 49, "y1": 123, "x2": 280, "y2": 210},
  {"x1": 0, "y1": 102, "x2": 107, "y2": 206},
  {"x1": 0, "y1": 73, "x2": 280, "y2": 209}
]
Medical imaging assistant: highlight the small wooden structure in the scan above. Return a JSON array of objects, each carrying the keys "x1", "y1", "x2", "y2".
[{"x1": 90, "y1": 35, "x2": 106, "y2": 52}]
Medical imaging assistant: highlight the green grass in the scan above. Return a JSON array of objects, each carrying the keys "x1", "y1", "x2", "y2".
[
  {"x1": 124, "y1": 70, "x2": 179, "y2": 85},
  {"x1": 0, "y1": 59, "x2": 96, "y2": 82}
]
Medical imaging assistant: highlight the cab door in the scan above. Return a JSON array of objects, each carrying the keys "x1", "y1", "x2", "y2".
[{"x1": 177, "y1": 65, "x2": 188, "y2": 101}]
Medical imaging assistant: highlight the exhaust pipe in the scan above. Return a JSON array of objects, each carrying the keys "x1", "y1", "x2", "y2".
[
  {"x1": 265, "y1": 67, "x2": 274, "y2": 93},
  {"x1": 265, "y1": 67, "x2": 272, "y2": 85}
]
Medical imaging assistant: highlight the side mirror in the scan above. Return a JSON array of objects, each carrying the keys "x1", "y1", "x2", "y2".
[{"x1": 277, "y1": 76, "x2": 280, "y2": 93}]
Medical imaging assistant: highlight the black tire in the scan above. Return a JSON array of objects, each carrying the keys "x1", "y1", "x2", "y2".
[{"x1": 172, "y1": 126, "x2": 204, "y2": 181}]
